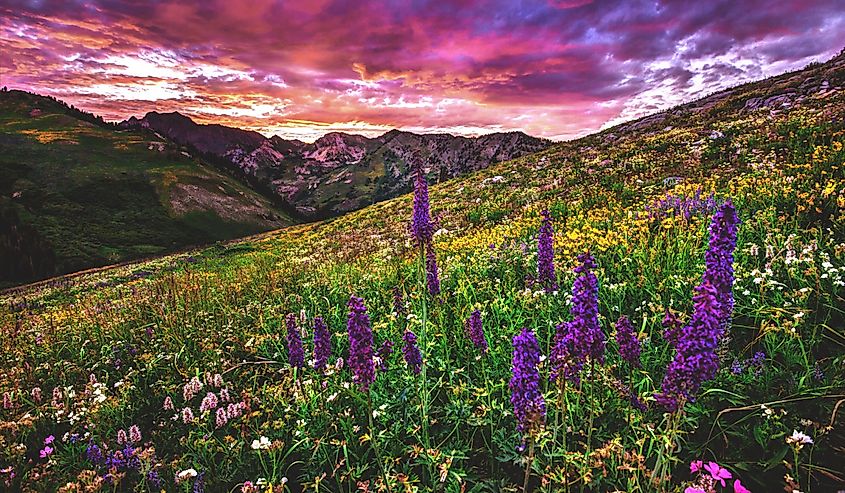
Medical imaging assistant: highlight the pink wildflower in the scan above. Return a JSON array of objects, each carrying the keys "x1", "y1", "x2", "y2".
[
  {"x1": 31, "y1": 387, "x2": 42, "y2": 403},
  {"x1": 733, "y1": 480, "x2": 751, "y2": 493},
  {"x1": 199, "y1": 392, "x2": 218, "y2": 412},
  {"x1": 129, "y1": 424, "x2": 141, "y2": 443},
  {"x1": 163, "y1": 396, "x2": 174, "y2": 411},
  {"x1": 704, "y1": 462, "x2": 732, "y2": 487},
  {"x1": 690, "y1": 460, "x2": 704, "y2": 473},
  {"x1": 182, "y1": 407, "x2": 195, "y2": 423},
  {"x1": 117, "y1": 429, "x2": 127, "y2": 445},
  {"x1": 215, "y1": 407, "x2": 228, "y2": 428},
  {"x1": 39, "y1": 446, "x2": 53, "y2": 459}
]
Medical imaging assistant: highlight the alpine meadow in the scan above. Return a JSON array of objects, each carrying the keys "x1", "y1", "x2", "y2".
[{"x1": 1, "y1": 2, "x2": 844, "y2": 492}]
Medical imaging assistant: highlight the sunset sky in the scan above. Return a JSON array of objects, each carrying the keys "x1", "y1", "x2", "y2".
[{"x1": 2, "y1": 0, "x2": 843, "y2": 142}]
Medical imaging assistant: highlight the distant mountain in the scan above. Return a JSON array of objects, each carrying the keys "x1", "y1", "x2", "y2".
[
  {"x1": 122, "y1": 113, "x2": 551, "y2": 218},
  {"x1": 0, "y1": 89, "x2": 295, "y2": 285}
]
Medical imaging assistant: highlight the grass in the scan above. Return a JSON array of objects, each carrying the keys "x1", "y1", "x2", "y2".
[{"x1": 0, "y1": 59, "x2": 844, "y2": 492}]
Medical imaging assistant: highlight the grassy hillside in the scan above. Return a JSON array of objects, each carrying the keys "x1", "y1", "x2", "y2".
[
  {"x1": 0, "y1": 90, "x2": 295, "y2": 286},
  {"x1": 0, "y1": 53, "x2": 843, "y2": 492}
]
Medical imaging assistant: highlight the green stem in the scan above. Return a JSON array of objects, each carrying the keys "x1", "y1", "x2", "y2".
[
  {"x1": 368, "y1": 393, "x2": 390, "y2": 492},
  {"x1": 418, "y1": 244, "x2": 431, "y2": 480},
  {"x1": 523, "y1": 438, "x2": 536, "y2": 493}
]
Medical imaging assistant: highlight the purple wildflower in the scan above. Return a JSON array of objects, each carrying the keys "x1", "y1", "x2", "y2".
[
  {"x1": 199, "y1": 392, "x2": 218, "y2": 413},
  {"x1": 193, "y1": 472, "x2": 205, "y2": 493},
  {"x1": 215, "y1": 407, "x2": 228, "y2": 428},
  {"x1": 654, "y1": 282, "x2": 723, "y2": 412},
  {"x1": 402, "y1": 330, "x2": 423, "y2": 375},
  {"x1": 702, "y1": 201, "x2": 739, "y2": 330},
  {"x1": 286, "y1": 313, "x2": 305, "y2": 369},
  {"x1": 537, "y1": 209, "x2": 557, "y2": 292},
  {"x1": 566, "y1": 253, "x2": 606, "y2": 366},
  {"x1": 550, "y1": 321, "x2": 581, "y2": 383},
  {"x1": 393, "y1": 286, "x2": 405, "y2": 315},
  {"x1": 425, "y1": 245, "x2": 441, "y2": 296},
  {"x1": 86, "y1": 442, "x2": 103, "y2": 465},
  {"x1": 509, "y1": 328, "x2": 546, "y2": 439},
  {"x1": 377, "y1": 339, "x2": 394, "y2": 371},
  {"x1": 615, "y1": 315, "x2": 641, "y2": 367},
  {"x1": 410, "y1": 165, "x2": 434, "y2": 246},
  {"x1": 465, "y1": 309, "x2": 488, "y2": 354},
  {"x1": 313, "y1": 315, "x2": 331, "y2": 371},
  {"x1": 662, "y1": 309, "x2": 683, "y2": 345},
  {"x1": 347, "y1": 296, "x2": 376, "y2": 391}
]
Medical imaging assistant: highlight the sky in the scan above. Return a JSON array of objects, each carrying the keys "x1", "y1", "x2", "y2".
[{"x1": 1, "y1": 0, "x2": 844, "y2": 142}]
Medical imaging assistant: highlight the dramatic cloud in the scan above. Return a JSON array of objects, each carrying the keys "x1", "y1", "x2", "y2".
[{"x1": 2, "y1": 0, "x2": 843, "y2": 141}]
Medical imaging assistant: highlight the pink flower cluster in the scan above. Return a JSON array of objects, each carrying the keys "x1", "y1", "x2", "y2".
[{"x1": 686, "y1": 461, "x2": 751, "y2": 493}]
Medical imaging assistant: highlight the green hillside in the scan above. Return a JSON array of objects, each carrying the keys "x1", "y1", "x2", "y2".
[
  {"x1": 0, "y1": 90, "x2": 294, "y2": 286},
  {"x1": 0, "y1": 53, "x2": 843, "y2": 491}
]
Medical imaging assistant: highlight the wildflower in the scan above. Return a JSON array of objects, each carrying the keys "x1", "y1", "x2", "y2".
[
  {"x1": 212, "y1": 374, "x2": 224, "y2": 388},
  {"x1": 734, "y1": 479, "x2": 751, "y2": 493},
  {"x1": 286, "y1": 313, "x2": 305, "y2": 369},
  {"x1": 426, "y1": 245, "x2": 441, "y2": 296},
  {"x1": 813, "y1": 362, "x2": 825, "y2": 381},
  {"x1": 550, "y1": 321, "x2": 579, "y2": 382},
  {"x1": 251, "y1": 436, "x2": 272, "y2": 450},
  {"x1": 242, "y1": 481, "x2": 258, "y2": 493},
  {"x1": 662, "y1": 309, "x2": 683, "y2": 345},
  {"x1": 402, "y1": 330, "x2": 423, "y2": 375},
  {"x1": 376, "y1": 340, "x2": 394, "y2": 371},
  {"x1": 393, "y1": 286, "x2": 405, "y2": 315},
  {"x1": 703, "y1": 461, "x2": 732, "y2": 487},
  {"x1": 147, "y1": 470, "x2": 162, "y2": 488},
  {"x1": 465, "y1": 309, "x2": 488, "y2": 354},
  {"x1": 310, "y1": 315, "x2": 331, "y2": 371},
  {"x1": 183, "y1": 377, "x2": 203, "y2": 402},
  {"x1": 199, "y1": 392, "x2": 219, "y2": 413},
  {"x1": 31, "y1": 387, "x2": 41, "y2": 403},
  {"x1": 163, "y1": 396, "x2": 174, "y2": 411},
  {"x1": 655, "y1": 281, "x2": 722, "y2": 412},
  {"x1": 615, "y1": 315, "x2": 640, "y2": 367},
  {"x1": 410, "y1": 165, "x2": 434, "y2": 246},
  {"x1": 182, "y1": 407, "x2": 195, "y2": 424},
  {"x1": 117, "y1": 429, "x2": 127, "y2": 445},
  {"x1": 690, "y1": 460, "x2": 704, "y2": 474},
  {"x1": 176, "y1": 468, "x2": 198, "y2": 483},
  {"x1": 702, "y1": 201, "x2": 739, "y2": 331},
  {"x1": 537, "y1": 209, "x2": 557, "y2": 291},
  {"x1": 509, "y1": 328, "x2": 546, "y2": 440},
  {"x1": 214, "y1": 407, "x2": 228, "y2": 428},
  {"x1": 347, "y1": 296, "x2": 376, "y2": 391},
  {"x1": 2, "y1": 391, "x2": 11, "y2": 409},
  {"x1": 86, "y1": 442, "x2": 103, "y2": 465},
  {"x1": 129, "y1": 424, "x2": 141, "y2": 444},
  {"x1": 555, "y1": 253, "x2": 604, "y2": 380},
  {"x1": 786, "y1": 430, "x2": 813, "y2": 451},
  {"x1": 44, "y1": 435, "x2": 54, "y2": 445}
]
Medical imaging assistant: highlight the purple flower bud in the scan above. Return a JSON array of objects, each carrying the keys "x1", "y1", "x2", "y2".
[
  {"x1": 410, "y1": 165, "x2": 434, "y2": 246},
  {"x1": 402, "y1": 330, "x2": 422, "y2": 375},
  {"x1": 313, "y1": 315, "x2": 331, "y2": 371}
]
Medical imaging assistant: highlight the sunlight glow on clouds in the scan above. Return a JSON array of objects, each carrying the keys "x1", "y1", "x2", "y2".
[{"x1": 1, "y1": 0, "x2": 842, "y2": 142}]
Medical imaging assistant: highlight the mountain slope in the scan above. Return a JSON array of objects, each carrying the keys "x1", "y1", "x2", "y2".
[
  {"x1": 0, "y1": 90, "x2": 295, "y2": 285},
  {"x1": 123, "y1": 113, "x2": 551, "y2": 218}
]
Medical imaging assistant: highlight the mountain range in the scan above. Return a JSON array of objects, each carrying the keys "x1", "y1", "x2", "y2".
[
  {"x1": 0, "y1": 91, "x2": 548, "y2": 285},
  {"x1": 121, "y1": 112, "x2": 550, "y2": 218}
]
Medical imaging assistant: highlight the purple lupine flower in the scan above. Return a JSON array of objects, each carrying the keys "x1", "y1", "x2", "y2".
[
  {"x1": 193, "y1": 472, "x2": 205, "y2": 493},
  {"x1": 537, "y1": 209, "x2": 557, "y2": 292},
  {"x1": 313, "y1": 315, "x2": 331, "y2": 371},
  {"x1": 347, "y1": 296, "x2": 376, "y2": 391},
  {"x1": 425, "y1": 245, "x2": 441, "y2": 296},
  {"x1": 86, "y1": 442, "x2": 103, "y2": 465},
  {"x1": 410, "y1": 165, "x2": 434, "y2": 246},
  {"x1": 465, "y1": 309, "x2": 488, "y2": 354},
  {"x1": 702, "y1": 201, "x2": 739, "y2": 331},
  {"x1": 286, "y1": 313, "x2": 305, "y2": 369},
  {"x1": 615, "y1": 315, "x2": 641, "y2": 367},
  {"x1": 509, "y1": 328, "x2": 546, "y2": 439},
  {"x1": 393, "y1": 286, "x2": 405, "y2": 315},
  {"x1": 654, "y1": 281, "x2": 723, "y2": 412},
  {"x1": 550, "y1": 321, "x2": 581, "y2": 383},
  {"x1": 402, "y1": 330, "x2": 422, "y2": 375},
  {"x1": 561, "y1": 253, "x2": 604, "y2": 374},
  {"x1": 377, "y1": 339, "x2": 394, "y2": 371},
  {"x1": 128, "y1": 425, "x2": 141, "y2": 444},
  {"x1": 730, "y1": 359, "x2": 744, "y2": 374},
  {"x1": 147, "y1": 470, "x2": 162, "y2": 488}
]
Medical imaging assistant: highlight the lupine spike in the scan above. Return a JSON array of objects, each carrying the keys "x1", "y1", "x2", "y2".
[
  {"x1": 509, "y1": 327, "x2": 546, "y2": 439},
  {"x1": 465, "y1": 309, "x2": 488, "y2": 353},
  {"x1": 615, "y1": 315, "x2": 641, "y2": 367},
  {"x1": 402, "y1": 330, "x2": 422, "y2": 374},
  {"x1": 347, "y1": 296, "x2": 375, "y2": 391},
  {"x1": 537, "y1": 209, "x2": 557, "y2": 291},
  {"x1": 313, "y1": 315, "x2": 331, "y2": 371},
  {"x1": 425, "y1": 245, "x2": 441, "y2": 296},
  {"x1": 285, "y1": 313, "x2": 305, "y2": 369}
]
